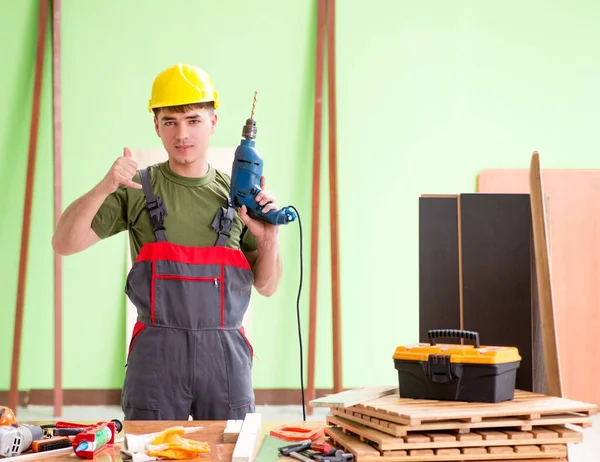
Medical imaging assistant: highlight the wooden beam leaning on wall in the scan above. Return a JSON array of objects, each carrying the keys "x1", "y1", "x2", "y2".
[
  {"x1": 52, "y1": 0, "x2": 63, "y2": 418},
  {"x1": 307, "y1": 0, "x2": 326, "y2": 418},
  {"x1": 307, "y1": 0, "x2": 342, "y2": 417},
  {"x1": 529, "y1": 151, "x2": 563, "y2": 397},
  {"x1": 10, "y1": 0, "x2": 50, "y2": 414}
]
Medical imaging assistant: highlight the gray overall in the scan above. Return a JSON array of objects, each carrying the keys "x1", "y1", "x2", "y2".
[{"x1": 121, "y1": 167, "x2": 256, "y2": 420}]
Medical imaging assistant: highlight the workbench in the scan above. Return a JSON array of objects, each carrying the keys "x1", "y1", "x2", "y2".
[{"x1": 29, "y1": 420, "x2": 323, "y2": 461}]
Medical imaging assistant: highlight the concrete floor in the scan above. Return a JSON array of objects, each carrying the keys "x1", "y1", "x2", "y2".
[{"x1": 13, "y1": 405, "x2": 599, "y2": 461}]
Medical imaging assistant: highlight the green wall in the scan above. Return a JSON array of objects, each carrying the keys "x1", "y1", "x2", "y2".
[{"x1": 2, "y1": 0, "x2": 600, "y2": 395}]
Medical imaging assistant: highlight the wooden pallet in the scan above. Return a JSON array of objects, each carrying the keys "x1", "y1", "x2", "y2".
[
  {"x1": 326, "y1": 414, "x2": 582, "y2": 452},
  {"x1": 332, "y1": 406, "x2": 594, "y2": 437},
  {"x1": 326, "y1": 427, "x2": 568, "y2": 461},
  {"x1": 309, "y1": 386, "x2": 398, "y2": 408},
  {"x1": 347, "y1": 390, "x2": 597, "y2": 427}
]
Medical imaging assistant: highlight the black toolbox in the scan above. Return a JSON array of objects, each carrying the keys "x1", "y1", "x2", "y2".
[{"x1": 393, "y1": 329, "x2": 521, "y2": 403}]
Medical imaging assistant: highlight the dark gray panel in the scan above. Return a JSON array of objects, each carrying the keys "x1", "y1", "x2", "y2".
[
  {"x1": 419, "y1": 197, "x2": 461, "y2": 344},
  {"x1": 460, "y1": 193, "x2": 533, "y2": 391}
]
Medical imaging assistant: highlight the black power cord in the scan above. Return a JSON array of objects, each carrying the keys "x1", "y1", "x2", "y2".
[{"x1": 288, "y1": 205, "x2": 305, "y2": 421}]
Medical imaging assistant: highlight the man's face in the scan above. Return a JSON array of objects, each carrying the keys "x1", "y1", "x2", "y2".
[{"x1": 154, "y1": 107, "x2": 217, "y2": 166}]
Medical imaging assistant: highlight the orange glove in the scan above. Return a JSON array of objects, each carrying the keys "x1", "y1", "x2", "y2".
[{"x1": 146, "y1": 426, "x2": 210, "y2": 460}]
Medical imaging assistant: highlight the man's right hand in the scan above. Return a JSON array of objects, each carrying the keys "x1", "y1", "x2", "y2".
[{"x1": 98, "y1": 147, "x2": 143, "y2": 194}]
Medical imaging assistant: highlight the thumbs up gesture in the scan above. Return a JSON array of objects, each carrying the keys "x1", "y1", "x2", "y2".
[{"x1": 98, "y1": 147, "x2": 143, "y2": 194}]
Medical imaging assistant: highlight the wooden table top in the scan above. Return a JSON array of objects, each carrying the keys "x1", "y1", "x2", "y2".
[{"x1": 27, "y1": 420, "x2": 324, "y2": 461}]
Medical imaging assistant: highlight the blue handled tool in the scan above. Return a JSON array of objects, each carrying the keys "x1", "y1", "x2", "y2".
[{"x1": 230, "y1": 92, "x2": 297, "y2": 225}]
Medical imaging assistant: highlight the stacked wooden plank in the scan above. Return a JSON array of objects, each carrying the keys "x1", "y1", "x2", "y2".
[{"x1": 313, "y1": 388, "x2": 598, "y2": 462}]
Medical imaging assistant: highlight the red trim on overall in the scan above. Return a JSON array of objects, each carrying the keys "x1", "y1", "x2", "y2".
[
  {"x1": 151, "y1": 261, "x2": 156, "y2": 326},
  {"x1": 239, "y1": 326, "x2": 254, "y2": 357},
  {"x1": 156, "y1": 275, "x2": 217, "y2": 282},
  {"x1": 136, "y1": 241, "x2": 251, "y2": 270},
  {"x1": 128, "y1": 321, "x2": 146, "y2": 356},
  {"x1": 220, "y1": 264, "x2": 225, "y2": 329}
]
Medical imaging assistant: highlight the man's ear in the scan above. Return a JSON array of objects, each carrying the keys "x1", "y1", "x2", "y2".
[
  {"x1": 210, "y1": 112, "x2": 218, "y2": 134},
  {"x1": 154, "y1": 116, "x2": 160, "y2": 137}
]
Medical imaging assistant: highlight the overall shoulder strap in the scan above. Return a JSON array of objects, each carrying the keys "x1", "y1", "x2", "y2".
[
  {"x1": 139, "y1": 167, "x2": 168, "y2": 242},
  {"x1": 211, "y1": 199, "x2": 235, "y2": 247}
]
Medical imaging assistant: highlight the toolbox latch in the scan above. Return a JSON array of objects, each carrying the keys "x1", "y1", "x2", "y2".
[{"x1": 426, "y1": 354, "x2": 454, "y2": 383}]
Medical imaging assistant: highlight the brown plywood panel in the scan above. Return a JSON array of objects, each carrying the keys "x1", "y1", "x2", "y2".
[
  {"x1": 477, "y1": 168, "x2": 600, "y2": 405},
  {"x1": 419, "y1": 196, "x2": 461, "y2": 343}
]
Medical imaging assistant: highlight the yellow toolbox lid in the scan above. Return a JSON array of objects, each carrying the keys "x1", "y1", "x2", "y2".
[{"x1": 393, "y1": 343, "x2": 521, "y2": 365}]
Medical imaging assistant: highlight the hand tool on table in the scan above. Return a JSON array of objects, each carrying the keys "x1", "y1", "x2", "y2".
[
  {"x1": 271, "y1": 424, "x2": 324, "y2": 441},
  {"x1": 278, "y1": 439, "x2": 352, "y2": 462},
  {"x1": 43, "y1": 418, "x2": 123, "y2": 437},
  {"x1": 278, "y1": 440, "x2": 313, "y2": 462},
  {"x1": 311, "y1": 442, "x2": 335, "y2": 454},
  {"x1": 279, "y1": 439, "x2": 312, "y2": 456},
  {"x1": 72, "y1": 421, "x2": 117, "y2": 459},
  {"x1": 313, "y1": 449, "x2": 354, "y2": 461},
  {"x1": 31, "y1": 436, "x2": 72, "y2": 453},
  {"x1": 0, "y1": 423, "x2": 43, "y2": 457}
]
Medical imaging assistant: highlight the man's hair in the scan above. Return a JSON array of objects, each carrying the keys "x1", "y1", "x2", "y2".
[{"x1": 152, "y1": 101, "x2": 215, "y2": 118}]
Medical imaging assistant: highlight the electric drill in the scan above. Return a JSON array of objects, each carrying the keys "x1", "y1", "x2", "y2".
[
  {"x1": 230, "y1": 92, "x2": 297, "y2": 225},
  {"x1": 0, "y1": 423, "x2": 43, "y2": 457}
]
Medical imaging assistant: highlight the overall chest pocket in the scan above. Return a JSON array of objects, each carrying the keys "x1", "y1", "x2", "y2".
[{"x1": 152, "y1": 261, "x2": 223, "y2": 329}]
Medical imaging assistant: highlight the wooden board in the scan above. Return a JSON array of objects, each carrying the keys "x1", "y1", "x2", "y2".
[
  {"x1": 418, "y1": 196, "x2": 462, "y2": 340},
  {"x1": 528, "y1": 152, "x2": 562, "y2": 397},
  {"x1": 224, "y1": 419, "x2": 244, "y2": 443},
  {"x1": 348, "y1": 390, "x2": 597, "y2": 426},
  {"x1": 309, "y1": 386, "x2": 398, "y2": 408},
  {"x1": 232, "y1": 412, "x2": 262, "y2": 462},
  {"x1": 331, "y1": 406, "x2": 593, "y2": 437},
  {"x1": 326, "y1": 414, "x2": 582, "y2": 451},
  {"x1": 477, "y1": 166, "x2": 600, "y2": 405},
  {"x1": 459, "y1": 193, "x2": 535, "y2": 392},
  {"x1": 325, "y1": 427, "x2": 568, "y2": 461}
]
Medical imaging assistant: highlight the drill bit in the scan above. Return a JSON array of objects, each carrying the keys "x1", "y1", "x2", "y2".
[
  {"x1": 250, "y1": 91, "x2": 258, "y2": 119},
  {"x1": 242, "y1": 91, "x2": 258, "y2": 140}
]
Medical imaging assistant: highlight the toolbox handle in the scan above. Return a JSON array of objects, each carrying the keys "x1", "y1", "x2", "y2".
[{"x1": 428, "y1": 329, "x2": 480, "y2": 348}]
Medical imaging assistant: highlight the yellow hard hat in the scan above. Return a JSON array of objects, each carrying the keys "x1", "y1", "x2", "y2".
[{"x1": 148, "y1": 63, "x2": 220, "y2": 112}]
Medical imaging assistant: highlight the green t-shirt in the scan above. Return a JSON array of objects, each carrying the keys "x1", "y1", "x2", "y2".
[{"x1": 91, "y1": 161, "x2": 258, "y2": 261}]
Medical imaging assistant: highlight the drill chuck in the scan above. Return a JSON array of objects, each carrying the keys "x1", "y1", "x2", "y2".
[{"x1": 242, "y1": 118, "x2": 257, "y2": 140}]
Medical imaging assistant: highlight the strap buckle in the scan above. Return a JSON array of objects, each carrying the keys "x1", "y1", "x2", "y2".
[
  {"x1": 211, "y1": 204, "x2": 235, "y2": 246},
  {"x1": 211, "y1": 207, "x2": 232, "y2": 236},
  {"x1": 148, "y1": 196, "x2": 167, "y2": 232}
]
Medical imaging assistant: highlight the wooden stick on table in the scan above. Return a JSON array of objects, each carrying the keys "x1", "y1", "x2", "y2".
[
  {"x1": 529, "y1": 151, "x2": 563, "y2": 397},
  {"x1": 232, "y1": 413, "x2": 262, "y2": 462},
  {"x1": 10, "y1": 0, "x2": 49, "y2": 413}
]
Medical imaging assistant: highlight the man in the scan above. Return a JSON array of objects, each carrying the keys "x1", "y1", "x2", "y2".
[{"x1": 52, "y1": 63, "x2": 283, "y2": 420}]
